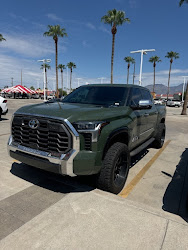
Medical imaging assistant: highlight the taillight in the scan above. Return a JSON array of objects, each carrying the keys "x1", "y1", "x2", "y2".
[{"x1": 3, "y1": 100, "x2": 7, "y2": 103}]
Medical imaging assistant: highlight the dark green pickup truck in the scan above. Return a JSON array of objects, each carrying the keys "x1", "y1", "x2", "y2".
[{"x1": 8, "y1": 84, "x2": 166, "y2": 194}]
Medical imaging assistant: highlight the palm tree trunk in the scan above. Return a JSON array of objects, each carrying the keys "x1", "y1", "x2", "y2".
[
  {"x1": 70, "y1": 68, "x2": 72, "y2": 92},
  {"x1": 167, "y1": 62, "x2": 172, "y2": 100},
  {"x1": 153, "y1": 65, "x2": 156, "y2": 93},
  {"x1": 55, "y1": 39, "x2": 58, "y2": 97},
  {"x1": 111, "y1": 33, "x2": 115, "y2": 84},
  {"x1": 181, "y1": 81, "x2": 188, "y2": 115},
  {"x1": 61, "y1": 69, "x2": 63, "y2": 93},
  {"x1": 127, "y1": 65, "x2": 130, "y2": 84},
  {"x1": 133, "y1": 63, "x2": 135, "y2": 85}
]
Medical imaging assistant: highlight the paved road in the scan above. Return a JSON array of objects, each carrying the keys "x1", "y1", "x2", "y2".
[{"x1": 0, "y1": 100, "x2": 188, "y2": 249}]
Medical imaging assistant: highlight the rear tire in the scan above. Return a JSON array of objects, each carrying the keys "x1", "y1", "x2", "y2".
[
  {"x1": 153, "y1": 123, "x2": 166, "y2": 149},
  {"x1": 97, "y1": 142, "x2": 130, "y2": 194}
]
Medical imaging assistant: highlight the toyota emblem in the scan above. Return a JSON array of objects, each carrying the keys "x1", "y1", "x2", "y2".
[{"x1": 28, "y1": 119, "x2": 39, "y2": 129}]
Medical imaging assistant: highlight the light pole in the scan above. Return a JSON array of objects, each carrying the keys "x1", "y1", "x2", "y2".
[
  {"x1": 182, "y1": 76, "x2": 188, "y2": 102},
  {"x1": 38, "y1": 59, "x2": 51, "y2": 101},
  {"x1": 130, "y1": 49, "x2": 155, "y2": 86},
  {"x1": 98, "y1": 77, "x2": 106, "y2": 84},
  {"x1": 76, "y1": 78, "x2": 82, "y2": 87}
]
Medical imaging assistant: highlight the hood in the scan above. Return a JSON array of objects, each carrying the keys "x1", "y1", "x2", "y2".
[{"x1": 15, "y1": 101, "x2": 131, "y2": 123}]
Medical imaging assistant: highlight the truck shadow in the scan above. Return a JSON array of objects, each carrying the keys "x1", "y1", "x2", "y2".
[
  {"x1": 10, "y1": 162, "x2": 95, "y2": 194},
  {"x1": 162, "y1": 148, "x2": 188, "y2": 222}
]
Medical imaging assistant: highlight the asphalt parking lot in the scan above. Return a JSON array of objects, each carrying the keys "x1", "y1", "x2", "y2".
[{"x1": 0, "y1": 99, "x2": 188, "y2": 249}]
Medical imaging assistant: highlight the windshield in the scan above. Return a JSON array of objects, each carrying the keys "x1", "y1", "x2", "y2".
[{"x1": 62, "y1": 86, "x2": 128, "y2": 106}]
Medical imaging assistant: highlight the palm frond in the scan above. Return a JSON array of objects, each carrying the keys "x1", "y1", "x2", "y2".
[
  {"x1": 101, "y1": 9, "x2": 130, "y2": 26},
  {"x1": 67, "y1": 62, "x2": 76, "y2": 69},
  {"x1": 149, "y1": 56, "x2": 161, "y2": 63},
  {"x1": 0, "y1": 34, "x2": 6, "y2": 41},
  {"x1": 44, "y1": 25, "x2": 67, "y2": 39},
  {"x1": 124, "y1": 56, "x2": 134, "y2": 63},
  {"x1": 179, "y1": 0, "x2": 188, "y2": 6},
  {"x1": 165, "y1": 51, "x2": 179, "y2": 59}
]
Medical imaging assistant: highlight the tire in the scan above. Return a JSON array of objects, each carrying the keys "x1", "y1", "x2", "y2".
[
  {"x1": 0, "y1": 108, "x2": 2, "y2": 119},
  {"x1": 97, "y1": 142, "x2": 130, "y2": 194},
  {"x1": 153, "y1": 123, "x2": 166, "y2": 149}
]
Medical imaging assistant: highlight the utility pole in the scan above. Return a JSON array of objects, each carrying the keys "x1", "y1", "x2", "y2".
[
  {"x1": 98, "y1": 77, "x2": 106, "y2": 84},
  {"x1": 37, "y1": 59, "x2": 51, "y2": 101},
  {"x1": 21, "y1": 69, "x2": 22, "y2": 86},
  {"x1": 11, "y1": 77, "x2": 14, "y2": 86},
  {"x1": 130, "y1": 49, "x2": 155, "y2": 86}
]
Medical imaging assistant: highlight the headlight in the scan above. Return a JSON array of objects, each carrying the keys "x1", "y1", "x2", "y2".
[
  {"x1": 73, "y1": 121, "x2": 109, "y2": 142},
  {"x1": 74, "y1": 121, "x2": 109, "y2": 133}
]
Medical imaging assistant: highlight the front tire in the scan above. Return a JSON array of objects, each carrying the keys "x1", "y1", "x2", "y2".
[{"x1": 97, "y1": 142, "x2": 130, "y2": 194}]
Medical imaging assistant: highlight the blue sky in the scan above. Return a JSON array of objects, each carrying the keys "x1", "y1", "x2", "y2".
[{"x1": 0, "y1": 0, "x2": 188, "y2": 90}]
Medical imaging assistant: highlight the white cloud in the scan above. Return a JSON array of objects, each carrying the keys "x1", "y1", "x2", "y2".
[
  {"x1": 0, "y1": 54, "x2": 67, "y2": 90},
  {"x1": 86, "y1": 22, "x2": 96, "y2": 30},
  {"x1": 9, "y1": 13, "x2": 28, "y2": 22},
  {"x1": 140, "y1": 68, "x2": 188, "y2": 86},
  {"x1": 0, "y1": 33, "x2": 67, "y2": 58},
  {"x1": 99, "y1": 25, "x2": 111, "y2": 35},
  {"x1": 46, "y1": 13, "x2": 63, "y2": 22}
]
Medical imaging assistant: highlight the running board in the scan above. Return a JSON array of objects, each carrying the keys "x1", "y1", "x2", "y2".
[{"x1": 130, "y1": 138, "x2": 155, "y2": 157}]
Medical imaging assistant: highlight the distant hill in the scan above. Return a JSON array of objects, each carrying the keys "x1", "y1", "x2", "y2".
[{"x1": 145, "y1": 83, "x2": 183, "y2": 95}]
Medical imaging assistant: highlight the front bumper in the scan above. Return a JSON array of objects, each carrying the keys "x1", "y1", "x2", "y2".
[
  {"x1": 8, "y1": 117, "x2": 80, "y2": 177},
  {"x1": 2, "y1": 108, "x2": 8, "y2": 115}
]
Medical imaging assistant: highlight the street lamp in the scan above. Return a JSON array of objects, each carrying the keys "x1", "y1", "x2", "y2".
[
  {"x1": 130, "y1": 49, "x2": 155, "y2": 86},
  {"x1": 37, "y1": 59, "x2": 51, "y2": 101},
  {"x1": 182, "y1": 76, "x2": 188, "y2": 102}
]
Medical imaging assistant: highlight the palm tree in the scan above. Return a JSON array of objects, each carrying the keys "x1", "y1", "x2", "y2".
[
  {"x1": 179, "y1": 0, "x2": 188, "y2": 115},
  {"x1": 101, "y1": 9, "x2": 130, "y2": 84},
  {"x1": 165, "y1": 51, "x2": 179, "y2": 100},
  {"x1": 124, "y1": 56, "x2": 134, "y2": 84},
  {"x1": 179, "y1": 0, "x2": 188, "y2": 6},
  {"x1": 58, "y1": 64, "x2": 66, "y2": 92},
  {"x1": 149, "y1": 56, "x2": 161, "y2": 93},
  {"x1": 0, "y1": 34, "x2": 6, "y2": 42},
  {"x1": 67, "y1": 62, "x2": 76, "y2": 92},
  {"x1": 40, "y1": 63, "x2": 51, "y2": 90},
  {"x1": 44, "y1": 25, "x2": 67, "y2": 97},
  {"x1": 181, "y1": 82, "x2": 188, "y2": 115}
]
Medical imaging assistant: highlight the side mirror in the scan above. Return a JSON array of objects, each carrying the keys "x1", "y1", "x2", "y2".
[{"x1": 138, "y1": 100, "x2": 153, "y2": 109}]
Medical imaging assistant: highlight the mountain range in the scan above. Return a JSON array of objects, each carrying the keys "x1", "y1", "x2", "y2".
[{"x1": 145, "y1": 83, "x2": 183, "y2": 95}]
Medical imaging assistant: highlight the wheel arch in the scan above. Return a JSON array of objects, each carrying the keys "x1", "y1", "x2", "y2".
[{"x1": 102, "y1": 127, "x2": 129, "y2": 160}]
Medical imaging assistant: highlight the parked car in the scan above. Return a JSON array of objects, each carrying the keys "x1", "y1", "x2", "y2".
[
  {"x1": 0, "y1": 96, "x2": 8, "y2": 119},
  {"x1": 8, "y1": 84, "x2": 166, "y2": 194},
  {"x1": 166, "y1": 99, "x2": 181, "y2": 107},
  {"x1": 47, "y1": 94, "x2": 55, "y2": 100},
  {"x1": 154, "y1": 99, "x2": 164, "y2": 105},
  {"x1": 30, "y1": 94, "x2": 39, "y2": 99}
]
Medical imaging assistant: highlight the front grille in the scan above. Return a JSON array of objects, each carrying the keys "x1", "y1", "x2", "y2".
[
  {"x1": 82, "y1": 133, "x2": 92, "y2": 151},
  {"x1": 12, "y1": 115, "x2": 72, "y2": 156}
]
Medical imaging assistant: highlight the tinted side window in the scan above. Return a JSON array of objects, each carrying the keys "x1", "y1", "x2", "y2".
[
  {"x1": 141, "y1": 89, "x2": 152, "y2": 101},
  {"x1": 128, "y1": 88, "x2": 143, "y2": 106}
]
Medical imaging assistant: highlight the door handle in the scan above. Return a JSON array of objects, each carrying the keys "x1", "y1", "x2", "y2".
[{"x1": 144, "y1": 113, "x2": 149, "y2": 117}]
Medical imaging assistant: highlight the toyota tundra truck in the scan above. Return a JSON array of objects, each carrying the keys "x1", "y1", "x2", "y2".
[{"x1": 8, "y1": 84, "x2": 166, "y2": 194}]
